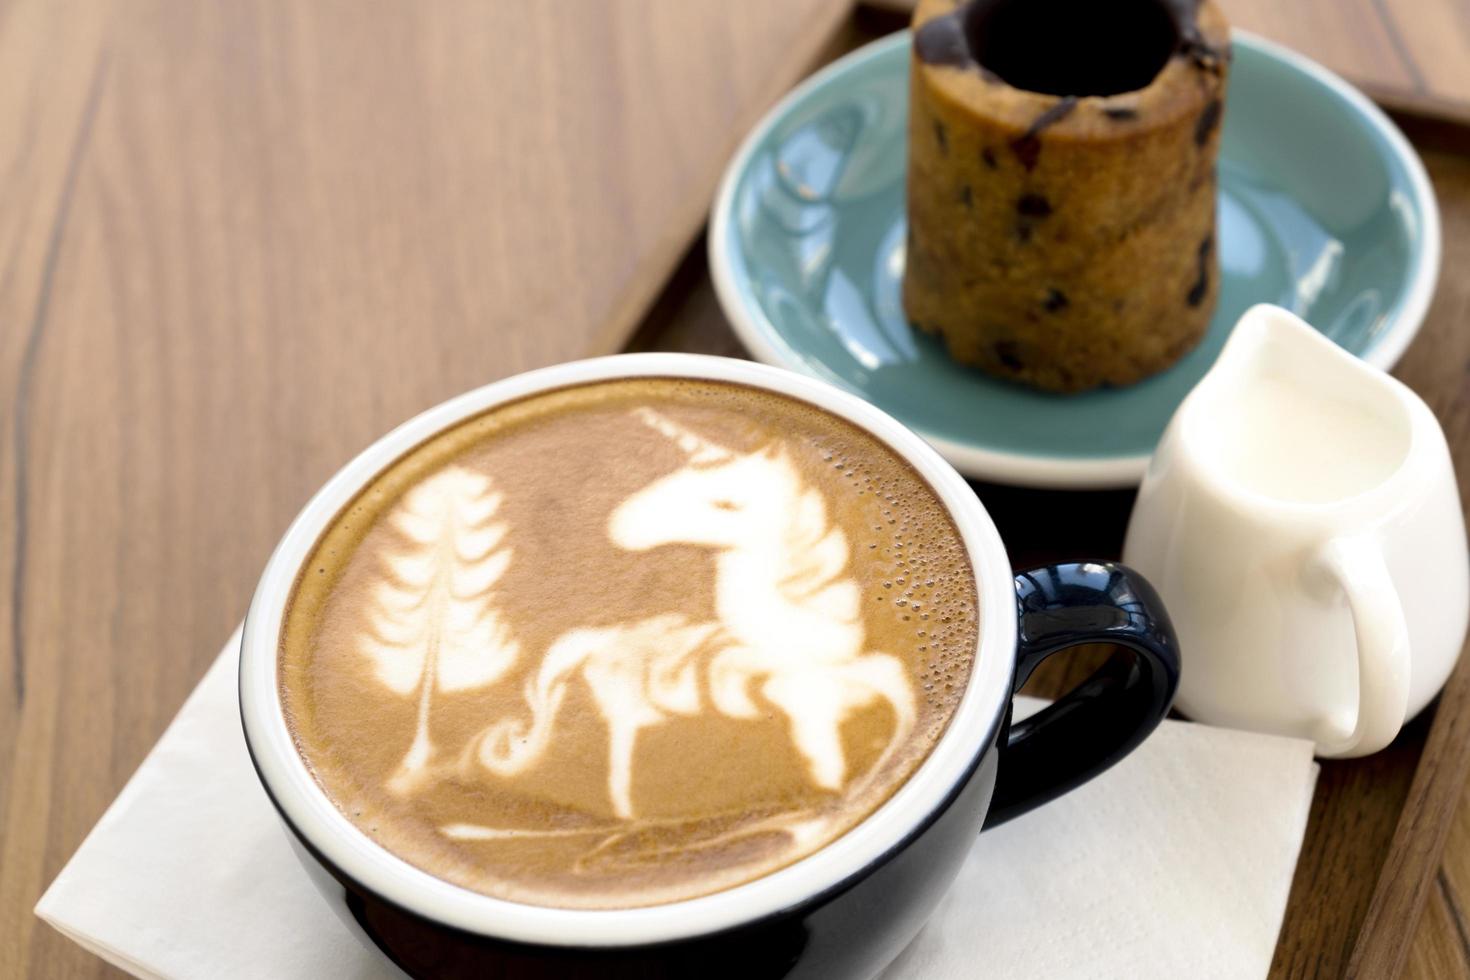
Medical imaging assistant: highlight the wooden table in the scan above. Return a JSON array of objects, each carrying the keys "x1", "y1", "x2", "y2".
[
  {"x1": 2, "y1": 2, "x2": 1468, "y2": 977},
  {"x1": 0, "y1": 1, "x2": 852, "y2": 974},
  {"x1": 866, "y1": 0, "x2": 1470, "y2": 119}
]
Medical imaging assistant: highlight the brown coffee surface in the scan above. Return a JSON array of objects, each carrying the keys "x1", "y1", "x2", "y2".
[{"x1": 280, "y1": 378, "x2": 978, "y2": 909}]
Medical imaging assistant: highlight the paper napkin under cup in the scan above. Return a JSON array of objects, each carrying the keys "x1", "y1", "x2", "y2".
[{"x1": 37, "y1": 630, "x2": 1318, "y2": 979}]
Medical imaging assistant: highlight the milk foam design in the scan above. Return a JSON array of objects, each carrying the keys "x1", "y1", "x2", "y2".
[
  {"x1": 457, "y1": 410, "x2": 916, "y2": 831},
  {"x1": 610, "y1": 410, "x2": 916, "y2": 795},
  {"x1": 356, "y1": 411, "x2": 918, "y2": 842},
  {"x1": 470, "y1": 614, "x2": 725, "y2": 819},
  {"x1": 359, "y1": 467, "x2": 519, "y2": 795}
]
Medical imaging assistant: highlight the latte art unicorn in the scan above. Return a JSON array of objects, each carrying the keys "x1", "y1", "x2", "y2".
[
  {"x1": 464, "y1": 409, "x2": 916, "y2": 820},
  {"x1": 355, "y1": 408, "x2": 918, "y2": 832}
]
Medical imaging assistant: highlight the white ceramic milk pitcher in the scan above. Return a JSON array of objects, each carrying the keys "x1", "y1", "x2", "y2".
[{"x1": 1123, "y1": 304, "x2": 1469, "y2": 757}]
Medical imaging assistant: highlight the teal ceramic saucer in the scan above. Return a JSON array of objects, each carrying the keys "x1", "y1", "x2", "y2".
[{"x1": 709, "y1": 31, "x2": 1439, "y2": 489}]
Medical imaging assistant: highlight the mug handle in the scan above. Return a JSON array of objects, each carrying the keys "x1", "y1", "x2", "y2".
[
  {"x1": 983, "y1": 562, "x2": 1181, "y2": 828},
  {"x1": 1311, "y1": 536, "x2": 1411, "y2": 757}
]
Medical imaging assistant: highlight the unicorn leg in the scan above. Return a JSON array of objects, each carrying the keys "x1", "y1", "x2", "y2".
[
  {"x1": 583, "y1": 642, "x2": 664, "y2": 820},
  {"x1": 605, "y1": 715, "x2": 647, "y2": 820},
  {"x1": 707, "y1": 645, "x2": 771, "y2": 719},
  {"x1": 762, "y1": 673, "x2": 849, "y2": 791}
]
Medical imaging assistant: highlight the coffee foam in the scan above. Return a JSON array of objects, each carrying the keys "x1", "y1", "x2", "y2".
[{"x1": 279, "y1": 378, "x2": 978, "y2": 909}]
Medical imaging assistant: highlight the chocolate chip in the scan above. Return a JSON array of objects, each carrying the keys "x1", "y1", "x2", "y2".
[
  {"x1": 1017, "y1": 193, "x2": 1052, "y2": 218},
  {"x1": 994, "y1": 341, "x2": 1024, "y2": 370},
  {"x1": 913, "y1": 10, "x2": 972, "y2": 69},
  {"x1": 934, "y1": 119, "x2": 949, "y2": 154},
  {"x1": 1195, "y1": 99, "x2": 1222, "y2": 147},
  {"x1": 1104, "y1": 106, "x2": 1139, "y2": 121},
  {"x1": 982, "y1": 147, "x2": 998, "y2": 169},
  {"x1": 1015, "y1": 192, "x2": 1052, "y2": 243},
  {"x1": 1043, "y1": 289, "x2": 1069, "y2": 312},
  {"x1": 1008, "y1": 96, "x2": 1077, "y2": 171},
  {"x1": 1187, "y1": 235, "x2": 1213, "y2": 307},
  {"x1": 958, "y1": 184, "x2": 973, "y2": 208},
  {"x1": 1010, "y1": 135, "x2": 1042, "y2": 171}
]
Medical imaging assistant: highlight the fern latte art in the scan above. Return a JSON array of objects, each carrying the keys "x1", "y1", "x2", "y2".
[{"x1": 279, "y1": 378, "x2": 979, "y2": 909}]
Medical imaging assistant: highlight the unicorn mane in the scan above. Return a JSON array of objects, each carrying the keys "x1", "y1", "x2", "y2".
[{"x1": 759, "y1": 448, "x2": 859, "y2": 625}]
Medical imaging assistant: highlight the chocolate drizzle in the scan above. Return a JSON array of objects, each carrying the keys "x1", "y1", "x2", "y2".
[
  {"x1": 1009, "y1": 96, "x2": 1076, "y2": 170},
  {"x1": 1024, "y1": 98, "x2": 1078, "y2": 136}
]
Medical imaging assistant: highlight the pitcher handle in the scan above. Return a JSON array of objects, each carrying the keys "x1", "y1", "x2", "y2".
[{"x1": 1313, "y1": 536, "x2": 1411, "y2": 757}]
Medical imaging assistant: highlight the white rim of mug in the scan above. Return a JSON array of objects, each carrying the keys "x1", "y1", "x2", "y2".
[
  {"x1": 707, "y1": 29, "x2": 1441, "y2": 491},
  {"x1": 239, "y1": 353, "x2": 1018, "y2": 948}
]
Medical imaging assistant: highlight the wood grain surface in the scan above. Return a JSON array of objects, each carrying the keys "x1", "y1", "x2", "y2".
[
  {"x1": 1224, "y1": 0, "x2": 1470, "y2": 121},
  {"x1": 0, "y1": 1, "x2": 851, "y2": 976},
  {"x1": 861, "y1": 0, "x2": 1470, "y2": 116},
  {"x1": 1390, "y1": 114, "x2": 1470, "y2": 980}
]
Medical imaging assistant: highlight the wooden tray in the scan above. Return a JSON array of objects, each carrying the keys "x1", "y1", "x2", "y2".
[{"x1": 627, "y1": 16, "x2": 1470, "y2": 979}]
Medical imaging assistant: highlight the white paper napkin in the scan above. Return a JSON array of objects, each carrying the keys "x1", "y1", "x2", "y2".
[{"x1": 37, "y1": 631, "x2": 1318, "y2": 979}]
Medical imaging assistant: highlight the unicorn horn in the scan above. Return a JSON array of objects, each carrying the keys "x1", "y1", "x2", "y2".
[{"x1": 632, "y1": 407, "x2": 733, "y2": 464}]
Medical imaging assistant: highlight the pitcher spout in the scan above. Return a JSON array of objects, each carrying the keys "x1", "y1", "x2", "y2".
[
  {"x1": 1210, "y1": 303, "x2": 1360, "y2": 391},
  {"x1": 1173, "y1": 303, "x2": 1422, "y2": 509}
]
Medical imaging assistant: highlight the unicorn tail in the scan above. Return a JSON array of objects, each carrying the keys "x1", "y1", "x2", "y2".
[
  {"x1": 848, "y1": 652, "x2": 919, "y2": 794},
  {"x1": 463, "y1": 629, "x2": 601, "y2": 777}
]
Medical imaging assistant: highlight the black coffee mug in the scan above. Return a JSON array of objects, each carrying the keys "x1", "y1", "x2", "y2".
[{"x1": 239, "y1": 356, "x2": 1179, "y2": 979}]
